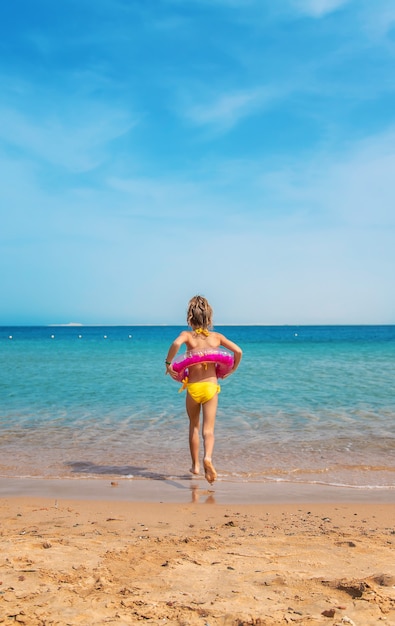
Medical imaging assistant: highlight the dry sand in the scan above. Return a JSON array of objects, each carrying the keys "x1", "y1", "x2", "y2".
[{"x1": 0, "y1": 481, "x2": 394, "y2": 625}]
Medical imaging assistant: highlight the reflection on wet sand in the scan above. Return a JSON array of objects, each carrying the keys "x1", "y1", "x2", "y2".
[{"x1": 190, "y1": 482, "x2": 216, "y2": 504}]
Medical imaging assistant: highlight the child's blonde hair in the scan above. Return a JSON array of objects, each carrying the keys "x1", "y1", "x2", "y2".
[{"x1": 187, "y1": 295, "x2": 213, "y2": 329}]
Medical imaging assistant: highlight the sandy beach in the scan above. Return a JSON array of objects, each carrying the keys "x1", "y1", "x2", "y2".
[{"x1": 0, "y1": 479, "x2": 394, "y2": 625}]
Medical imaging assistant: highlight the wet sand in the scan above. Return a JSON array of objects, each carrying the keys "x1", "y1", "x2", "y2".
[{"x1": 0, "y1": 479, "x2": 394, "y2": 625}]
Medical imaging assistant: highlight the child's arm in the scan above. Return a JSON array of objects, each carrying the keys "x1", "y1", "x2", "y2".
[
  {"x1": 164, "y1": 331, "x2": 189, "y2": 378},
  {"x1": 218, "y1": 334, "x2": 242, "y2": 375}
]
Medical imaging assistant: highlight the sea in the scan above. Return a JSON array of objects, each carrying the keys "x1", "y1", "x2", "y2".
[{"x1": 0, "y1": 325, "x2": 394, "y2": 490}]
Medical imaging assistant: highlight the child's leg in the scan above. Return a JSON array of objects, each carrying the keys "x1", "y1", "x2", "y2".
[
  {"x1": 186, "y1": 393, "x2": 201, "y2": 474},
  {"x1": 202, "y1": 394, "x2": 218, "y2": 483}
]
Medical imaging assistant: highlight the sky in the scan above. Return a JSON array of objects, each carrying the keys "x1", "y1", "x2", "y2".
[{"x1": 1, "y1": 0, "x2": 395, "y2": 326}]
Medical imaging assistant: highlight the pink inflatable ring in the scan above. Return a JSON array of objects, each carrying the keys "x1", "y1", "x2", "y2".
[{"x1": 171, "y1": 348, "x2": 234, "y2": 382}]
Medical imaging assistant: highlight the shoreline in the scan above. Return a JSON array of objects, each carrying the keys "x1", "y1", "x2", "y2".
[{"x1": 1, "y1": 476, "x2": 394, "y2": 504}]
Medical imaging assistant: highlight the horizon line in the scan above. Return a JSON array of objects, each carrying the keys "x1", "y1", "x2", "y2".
[{"x1": 1, "y1": 322, "x2": 394, "y2": 328}]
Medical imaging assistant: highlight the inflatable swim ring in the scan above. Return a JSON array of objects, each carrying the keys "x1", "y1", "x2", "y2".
[{"x1": 171, "y1": 348, "x2": 234, "y2": 382}]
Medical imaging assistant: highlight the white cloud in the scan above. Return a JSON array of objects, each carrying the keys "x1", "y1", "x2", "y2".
[
  {"x1": 0, "y1": 105, "x2": 136, "y2": 173},
  {"x1": 252, "y1": 125, "x2": 395, "y2": 232},
  {"x1": 359, "y1": 0, "x2": 395, "y2": 41},
  {"x1": 290, "y1": 0, "x2": 351, "y2": 18},
  {"x1": 184, "y1": 89, "x2": 260, "y2": 129},
  {"x1": 182, "y1": 86, "x2": 282, "y2": 132},
  {"x1": 107, "y1": 176, "x2": 203, "y2": 219},
  {"x1": 164, "y1": 0, "x2": 256, "y2": 6},
  {"x1": 110, "y1": 122, "x2": 395, "y2": 233}
]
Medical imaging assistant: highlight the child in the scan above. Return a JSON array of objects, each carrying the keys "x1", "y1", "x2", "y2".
[{"x1": 165, "y1": 295, "x2": 242, "y2": 484}]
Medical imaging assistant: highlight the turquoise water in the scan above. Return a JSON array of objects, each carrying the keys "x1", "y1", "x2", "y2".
[{"x1": 0, "y1": 325, "x2": 394, "y2": 488}]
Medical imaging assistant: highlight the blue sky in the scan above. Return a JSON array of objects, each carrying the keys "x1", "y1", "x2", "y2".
[{"x1": 1, "y1": 0, "x2": 394, "y2": 325}]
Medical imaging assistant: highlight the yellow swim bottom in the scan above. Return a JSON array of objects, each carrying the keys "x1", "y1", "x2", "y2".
[{"x1": 185, "y1": 381, "x2": 220, "y2": 404}]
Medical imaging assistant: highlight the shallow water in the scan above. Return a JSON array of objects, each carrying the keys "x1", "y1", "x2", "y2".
[{"x1": 1, "y1": 325, "x2": 394, "y2": 488}]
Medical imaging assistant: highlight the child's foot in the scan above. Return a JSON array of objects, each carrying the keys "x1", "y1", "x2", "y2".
[
  {"x1": 189, "y1": 464, "x2": 200, "y2": 476},
  {"x1": 203, "y1": 459, "x2": 217, "y2": 484}
]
